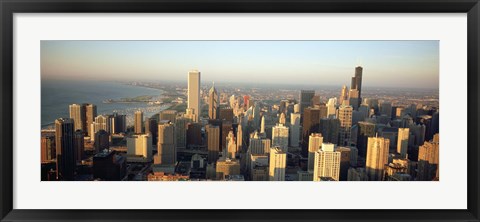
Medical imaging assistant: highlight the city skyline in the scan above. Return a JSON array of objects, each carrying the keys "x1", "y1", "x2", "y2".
[{"x1": 41, "y1": 41, "x2": 439, "y2": 89}]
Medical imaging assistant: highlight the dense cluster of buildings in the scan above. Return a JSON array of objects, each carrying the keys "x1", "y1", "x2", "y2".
[{"x1": 41, "y1": 67, "x2": 440, "y2": 182}]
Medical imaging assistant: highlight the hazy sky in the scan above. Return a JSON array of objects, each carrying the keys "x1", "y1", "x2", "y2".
[{"x1": 41, "y1": 41, "x2": 439, "y2": 88}]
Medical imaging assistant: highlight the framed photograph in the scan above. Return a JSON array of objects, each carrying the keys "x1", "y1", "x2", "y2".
[{"x1": 1, "y1": 0, "x2": 479, "y2": 221}]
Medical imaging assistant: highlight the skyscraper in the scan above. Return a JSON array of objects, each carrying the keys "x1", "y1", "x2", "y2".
[
  {"x1": 279, "y1": 112, "x2": 286, "y2": 125},
  {"x1": 308, "y1": 133, "x2": 323, "y2": 171},
  {"x1": 338, "y1": 105, "x2": 353, "y2": 146},
  {"x1": 74, "y1": 129, "x2": 84, "y2": 163},
  {"x1": 326, "y1": 97, "x2": 337, "y2": 118},
  {"x1": 260, "y1": 115, "x2": 266, "y2": 134},
  {"x1": 302, "y1": 107, "x2": 321, "y2": 156},
  {"x1": 300, "y1": 90, "x2": 315, "y2": 114},
  {"x1": 248, "y1": 132, "x2": 271, "y2": 155},
  {"x1": 289, "y1": 112, "x2": 301, "y2": 148},
  {"x1": 144, "y1": 117, "x2": 158, "y2": 145},
  {"x1": 94, "y1": 130, "x2": 109, "y2": 153},
  {"x1": 269, "y1": 147, "x2": 286, "y2": 181},
  {"x1": 134, "y1": 110, "x2": 144, "y2": 134},
  {"x1": 397, "y1": 128, "x2": 410, "y2": 158},
  {"x1": 366, "y1": 136, "x2": 390, "y2": 181},
  {"x1": 272, "y1": 123, "x2": 289, "y2": 152},
  {"x1": 160, "y1": 110, "x2": 178, "y2": 123},
  {"x1": 313, "y1": 143, "x2": 341, "y2": 181},
  {"x1": 226, "y1": 130, "x2": 237, "y2": 159},
  {"x1": 85, "y1": 104, "x2": 97, "y2": 137},
  {"x1": 350, "y1": 66, "x2": 363, "y2": 106},
  {"x1": 356, "y1": 121, "x2": 376, "y2": 158},
  {"x1": 337, "y1": 146, "x2": 352, "y2": 181},
  {"x1": 380, "y1": 102, "x2": 393, "y2": 119},
  {"x1": 339, "y1": 85, "x2": 349, "y2": 106},
  {"x1": 188, "y1": 70, "x2": 201, "y2": 122},
  {"x1": 55, "y1": 118, "x2": 75, "y2": 181},
  {"x1": 41, "y1": 133, "x2": 55, "y2": 163},
  {"x1": 208, "y1": 82, "x2": 219, "y2": 120},
  {"x1": 236, "y1": 123, "x2": 244, "y2": 153},
  {"x1": 206, "y1": 124, "x2": 221, "y2": 163},
  {"x1": 417, "y1": 134, "x2": 439, "y2": 181},
  {"x1": 156, "y1": 121, "x2": 175, "y2": 164},
  {"x1": 175, "y1": 116, "x2": 190, "y2": 149},
  {"x1": 127, "y1": 134, "x2": 152, "y2": 161},
  {"x1": 69, "y1": 103, "x2": 86, "y2": 132},
  {"x1": 348, "y1": 89, "x2": 360, "y2": 110},
  {"x1": 319, "y1": 118, "x2": 340, "y2": 145}
]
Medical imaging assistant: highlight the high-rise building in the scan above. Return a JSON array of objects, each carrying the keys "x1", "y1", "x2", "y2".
[
  {"x1": 272, "y1": 123, "x2": 289, "y2": 152},
  {"x1": 93, "y1": 150, "x2": 126, "y2": 181},
  {"x1": 188, "y1": 70, "x2": 201, "y2": 122},
  {"x1": 269, "y1": 147, "x2": 286, "y2": 181},
  {"x1": 417, "y1": 134, "x2": 439, "y2": 181},
  {"x1": 260, "y1": 115, "x2": 266, "y2": 134},
  {"x1": 294, "y1": 104, "x2": 301, "y2": 113},
  {"x1": 85, "y1": 104, "x2": 97, "y2": 137},
  {"x1": 94, "y1": 130, "x2": 109, "y2": 153},
  {"x1": 397, "y1": 128, "x2": 410, "y2": 158},
  {"x1": 41, "y1": 132, "x2": 55, "y2": 163},
  {"x1": 319, "y1": 118, "x2": 340, "y2": 145},
  {"x1": 302, "y1": 107, "x2": 321, "y2": 156},
  {"x1": 337, "y1": 147, "x2": 351, "y2": 181},
  {"x1": 278, "y1": 112, "x2": 286, "y2": 125},
  {"x1": 380, "y1": 102, "x2": 392, "y2": 119},
  {"x1": 134, "y1": 110, "x2": 144, "y2": 134},
  {"x1": 308, "y1": 133, "x2": 323, "y2": 171},
  {"x1": 208, "y1": 83, "x2": 219, "y2": 120},
  {"x1": 144, "y1": 117, "x2": 158, "y2": 145},
  {"x1": 225, "y1": 130, "x2": 237, "y2": 159},
  {"x1": 206, "y1": 124, "x2": 220, "y2": 163},
  {"x1": 356, "y1": 121, "x2": 376, "y2": 158},
  {"x1": 111, "y1": 112, "x2": 126, "y2": 134},
  {"x1": 221, "y1": 122, "x2": 233, "y2": 150},
  {"x1": 55, "y1": 118, "x2": 75, "y2": 181},
  {"x1": 155, "y1": 121, "x2": 175, "y2": 165},
  {"x1": 219, "y1": 107, "x2": 234, "y2": 122},
  {"x1": 289, "y1": 113, "x2": 301, "y2": 148},
  {"x1": 160, "y1": 110, "x2": 177, "y2": 123},
  {"x1": 313, "y1": 143, "x2": 341, "y2": 181},
  {"x1": 300, "y1": 90, "x2": 315, "y2": 114},
  {"x1": 340, "y1": 85, "x2": 349, "y2": 106},
  {"x1": 236, "y1": 123, "x2": 244, "y2": 153},
  {"x1": 248, "y1": 132, "x2": 271, "y2": 154},
  {"x1": 347, "y1": 167, "x2": 369, "y2": 181},
  {"x1": 243, "y1": 95, "x2": 251, "y2": 110},
  {"x1": 338, "y1": 105, "x2": 353, "y2": 146},
  {"x1": 366, "y1": 136, "x2": 390, "y2": 181},
  {"x1": 187, "y1": 123, "x2": 202, "y2": 148},
  {"x1": 127, "y1": 134, "x2": 152, "y2": 161},
  {"x1": 348, "y1": 89, "x2": 360, "y2": 110},
  {"x1": 350, "y1": 66, "x2": 363, "y2": 105},
  {"x1": 74, "y1": 130, "x2": 84, "y2": 163},
  {"x1": 326, "y1": 97, "x2": 337, "y2": 118},
  {"x1": 216, "y1": 158, "x2": 240, "y2": 180},
  {"x1": 175, "y1": 116, "x2": 191, "y2": 149},
  {"x1": 69, "y1": 104, "x2": 86, "y2": 133}
]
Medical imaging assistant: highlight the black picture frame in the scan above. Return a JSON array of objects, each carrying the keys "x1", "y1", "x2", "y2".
[{"x1": 1, "y1": 0, "x2": 479, "y2": 221}]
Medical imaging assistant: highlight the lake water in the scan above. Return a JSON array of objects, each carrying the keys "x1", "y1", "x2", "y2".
[{"x1": 41, "y1": 79, "x2": 166, "y2": 128}]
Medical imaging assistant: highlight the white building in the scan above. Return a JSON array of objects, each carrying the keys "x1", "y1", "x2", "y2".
[
  {"x1": 269, "y1": 147, "x2": 286, "y2": 181},
  {"x1": 313, "y1": 143, "x2": 341, "y2": 181},
  {"x1": 272, "y1": 123, "x2": 289, "y2": 152}
]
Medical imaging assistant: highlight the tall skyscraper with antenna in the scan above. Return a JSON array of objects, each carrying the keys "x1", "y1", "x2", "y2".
[{"x1": 350, "y1": 66, "x2": 363, "y2": 107}]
